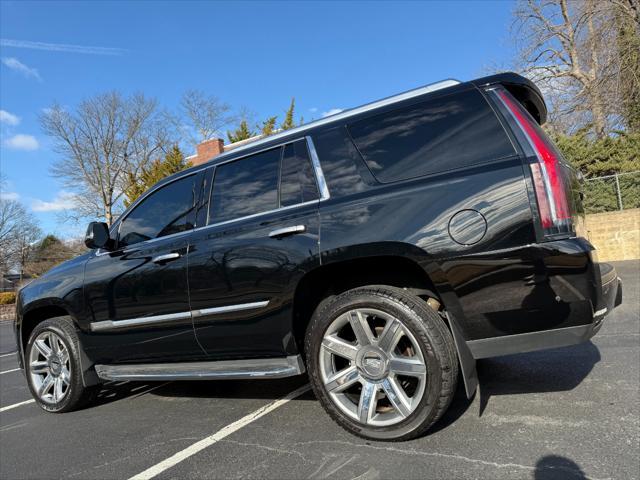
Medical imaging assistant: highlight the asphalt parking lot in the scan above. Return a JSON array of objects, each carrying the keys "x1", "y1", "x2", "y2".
[{"x1": 1, "y1": 260, "x2": 638, "y2": 480}]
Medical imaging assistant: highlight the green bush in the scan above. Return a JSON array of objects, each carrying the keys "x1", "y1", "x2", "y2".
[
  {"x1": 0, "y1": 292, "x2": 16, "y2": 305},
  {"x1": 553, "y1": 132, "x2": 640, "y2": 213}
]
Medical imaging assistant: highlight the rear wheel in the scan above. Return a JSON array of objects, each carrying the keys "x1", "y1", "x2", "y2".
[
  {"x1": 305, "y1": 285, "x2": 457, "y2": 441},
  {"x1": 26, "y1": 317, "x2": 99, "y2": 412}
]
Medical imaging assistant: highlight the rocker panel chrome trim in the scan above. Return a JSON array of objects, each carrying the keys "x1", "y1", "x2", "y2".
[
  {"x1": 90, "y1": 300, "x2": 270, "y2": 331},
  {"x1": 90, "y1": 311, "x2": 191, "y2": 332},
  {"x1": 192, "y1": 300, "x2": 269, "y2": 318},
  {"x1": 94, "y1": 355, "x2": 305, "y2": 381}
]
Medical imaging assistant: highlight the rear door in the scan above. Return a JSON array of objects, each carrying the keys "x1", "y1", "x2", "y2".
[{"x1": 188, "y1": 139, "x2": 322, "y2": 358}]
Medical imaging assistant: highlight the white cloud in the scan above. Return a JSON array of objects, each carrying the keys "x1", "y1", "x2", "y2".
[
  {"x1": 0, "y1": 191, "x2": 20, "y2": 201},
  {"x1": 309, "y1": 107, "x2": 318, "y2": 113},
  {"x1": 1, "y1": 38, "x2": 126, "y2": 56},
  {"x1": 31, "y1": 191, "x2": 76, "y2": 212},
  {"x1": 3, "y1": 134, "x2": 39, "y2": 151},
  {"x1": 0, "y1": 110, "x2": 20, "y2": 126},
  {"x1": 1, "y1": 57, "x2": 42, "y2": 81},
  {"x1": 322, "y1": 108, "x2": 343, "y2": 118}
]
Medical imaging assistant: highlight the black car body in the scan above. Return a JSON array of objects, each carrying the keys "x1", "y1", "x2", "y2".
[{"x1": 15, "y1": 72, "x2": 622, "y2": 440}]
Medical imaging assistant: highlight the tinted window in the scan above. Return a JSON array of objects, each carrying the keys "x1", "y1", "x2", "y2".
[
  {"x1": 280, "y1": 141, "x2": 319, "y2": 207},
  {"x1": 312, "y1": 128, "x2": 370, "y2": 197},
  {"x1": 209, "y1": 147, "x2": 280, "y2": 223},
  {"x1": 119, "y1": 175, "x2": 196, "y2": 247},
  {"x1": 348, "y1": 89, "x2": 515, "y2": 183}
]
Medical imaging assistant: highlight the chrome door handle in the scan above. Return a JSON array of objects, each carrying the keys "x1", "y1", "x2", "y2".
[
  {"x1": 269, "y1": 225, "x2": 306, "y2": 238},
  {"x1": 152, "y1": 252, "x2": 181, "y2": 264}
]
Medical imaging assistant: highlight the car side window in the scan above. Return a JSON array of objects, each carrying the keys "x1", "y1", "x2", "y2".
[
  {"x1": 348, "y1": 89, "x2": 516, "y2": 183},
  {"x1": 209, "y1": 147, "x2": 281, "y2": 224},
  {"x1": 118, "y1": 174, "x2": 196, "y2": 248},
  {"x1": 280, "y1": 140, "x2": 319, "y2": 207}
]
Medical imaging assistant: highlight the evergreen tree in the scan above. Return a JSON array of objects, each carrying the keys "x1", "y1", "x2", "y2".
[
  {"x1": 261, "y1": 116, "x2": 277, "y2": 136},
  {"x1": 25, "y1": 235, "x2": 78, "y2": 277},
  {"x1": 124, "y1": 145, "x2": 192, "y2": 207},
  {"x1": 281, "y1": 98, "x2": 295, "y2": 130},
  {"x1": 227, "y1": 120, "x2": 255, "y2": 143},
  {"x1": 553, "y1": 131, "x2": 640, "y2": 213}
]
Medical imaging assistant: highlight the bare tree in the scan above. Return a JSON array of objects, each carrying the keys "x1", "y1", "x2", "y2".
[
  {"x1": 0, "y1": 196, "x2": 41, "y2": 276},
  {"x1": 178, "y1": 89, "x2": 234, "y2": 145},
  {"x1": 15, "y1": 218, "x2": 42, "y2": 282},
  {"x1": 512, "y1": 0, "x2": 639, "y2": 137},
  {"x1": 41, "y1": 92, "x2": 172, "y2": 226}
]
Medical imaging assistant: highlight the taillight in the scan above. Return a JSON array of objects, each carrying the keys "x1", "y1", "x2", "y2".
[{"x1": 494, "y1": 89, "x2": 571, "y2": 236}]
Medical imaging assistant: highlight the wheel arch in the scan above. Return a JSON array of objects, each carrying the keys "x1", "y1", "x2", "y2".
[
  {"x1": 21, "y1": 303, "x2": 70, "y2": 352},
  {"x1": 292, "y1": 248, "x2": 478, "y2": 398},
  {"x1": 19, "y1": 302, "x2": 100, "y2": 387}
]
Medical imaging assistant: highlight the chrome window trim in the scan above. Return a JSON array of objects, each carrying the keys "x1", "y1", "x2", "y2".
[
  {"x1": 199, "y1": 79, "x2": 460, "y2": 166},
  {"x1": 194, "y1": 200, "x2": 319, "y2": 233},
  {"x1": 113, "y1": 168, "x2": 206, "y2": 229},
  {"x1": 95, "y1": 136, "x2": 330, "y2": 256},
  {"x1": 194, "y1": 136, "x2": 329, "y2": 232},
  {"x1": 95, "y1": 170, "x2": 204, "y2": 257},
  {"x1": 209, "y1": 136, "x2": 329, "y2": 201},
  {"x1": 305, "y1": 136, "x2": 330, "y2": 200},
  {"x1": 95, "y1": 224, "x2": 193, "y2": 257},
  {"x1": 89, "y1": 300, "x2": 270, "y2": 332},
  {"x1": 94, "y1": 80, "x2": 459, "y2": 255}
]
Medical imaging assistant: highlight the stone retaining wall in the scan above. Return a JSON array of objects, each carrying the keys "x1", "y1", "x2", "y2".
[{"x1": 585, "y1": 208, "x2": 640, "y2": 261}]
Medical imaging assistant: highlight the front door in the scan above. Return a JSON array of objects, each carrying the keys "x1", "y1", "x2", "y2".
[
  {"x1": 189, "y1": 139, "x2": 322, "y2": 358},
  {"x1": 83, "y1": 172, "x2": 204, "y2": 363}
]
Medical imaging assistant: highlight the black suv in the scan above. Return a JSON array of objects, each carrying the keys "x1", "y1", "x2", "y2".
[{"x1": 15, "y1": 73, "x2": 622, "y2": 440}]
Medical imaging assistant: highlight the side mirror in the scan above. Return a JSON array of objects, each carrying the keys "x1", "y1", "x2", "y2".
[{"x1": 84, "y1": 222, "x2": 112, "y2": 250}]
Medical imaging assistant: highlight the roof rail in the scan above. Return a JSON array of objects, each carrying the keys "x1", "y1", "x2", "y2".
[{"x1": 207, "y1": 78, "x2": 461, "y2": 164}]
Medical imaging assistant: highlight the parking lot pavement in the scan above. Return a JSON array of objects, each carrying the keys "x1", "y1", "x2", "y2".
[{"x1": 1, "y1": 261, "x2": 638, "y2": 480}]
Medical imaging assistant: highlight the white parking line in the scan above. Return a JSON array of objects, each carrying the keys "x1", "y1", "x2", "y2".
[
  {"x1": 0, "y1": 352, "x2": 16, "y2": 358},
  {"x1": 0, "y1": 368, "x2": 20, "y2": 375},
  {"x1": 0, "y1": 399, "x2": 35, "y2": 413},
  {"x1": 129, "y1": 383, "x2": 311, "y2": 480}
]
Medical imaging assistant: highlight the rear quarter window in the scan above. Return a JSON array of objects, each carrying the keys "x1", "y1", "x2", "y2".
[{"x1": 348, "y1": 88, "x2": 516, "y2": 183}]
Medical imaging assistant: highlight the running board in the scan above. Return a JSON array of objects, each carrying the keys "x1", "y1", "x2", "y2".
[{"x1": 94, "y1": 355, "x2": 305, "y2": 381}]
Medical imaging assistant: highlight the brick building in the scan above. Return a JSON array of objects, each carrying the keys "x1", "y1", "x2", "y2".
[{"x1": 186, "y1": 135, "x2": 263, "y2": 166}]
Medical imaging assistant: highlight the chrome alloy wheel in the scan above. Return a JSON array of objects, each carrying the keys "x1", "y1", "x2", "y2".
[
  {"x1": 28, "y1": 331, "x2": 71, "y2": 404},
  {"x1": 319, "y1": 308, "x2": 427, "y2": 427}
]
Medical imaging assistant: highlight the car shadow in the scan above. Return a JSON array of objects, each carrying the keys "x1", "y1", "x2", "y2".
[
  {"x1": 430, "y1": 340, "x2": 601, "y2": 434},
  {"x1": 91, "y1": 340, "x2": 600, "y2": 427},
  {"x1": 92, "y1": 381, "x2": 167, "y2": 407},
  {"x1": 476, "y1": 340, "x2": 601, "y2": 416},
  {"x1": 89, "y1": 376, "x2": 314, "y2": 409},
  {"x1": 534, "y1": 455, "x2": 588, "y2": 479},
  {"x1": 142, "y1": 376, "x2": 313, "y2": 401}
]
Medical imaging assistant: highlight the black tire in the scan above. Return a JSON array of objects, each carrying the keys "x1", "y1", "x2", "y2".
[
  {"x1": 305, "y1": 285, "x2": 458, "y2": 441},
  {"x1": 25, "y1": 316, "x2": 99, "y2": 413}
]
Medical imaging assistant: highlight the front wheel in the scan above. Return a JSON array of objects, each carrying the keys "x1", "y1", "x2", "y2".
[
  {"x1": 305, "y1": 286, "x2": 458, "y2": 441},
  {"x1": 25, "y1": 316, "x2": 99, "y2": 412}
]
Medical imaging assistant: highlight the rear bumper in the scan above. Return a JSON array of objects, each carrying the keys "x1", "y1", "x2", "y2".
[
  {"x1": 595, "y1": 262, "x2": 622, "y2": 321},
  {"x1": 465, "y1": 252, "x2": 622, "y2": 359}
]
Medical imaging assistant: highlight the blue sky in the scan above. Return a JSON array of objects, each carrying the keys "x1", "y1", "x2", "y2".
[{"x1": 0, "y1": 0, "x2": 515, "y2": 238}]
